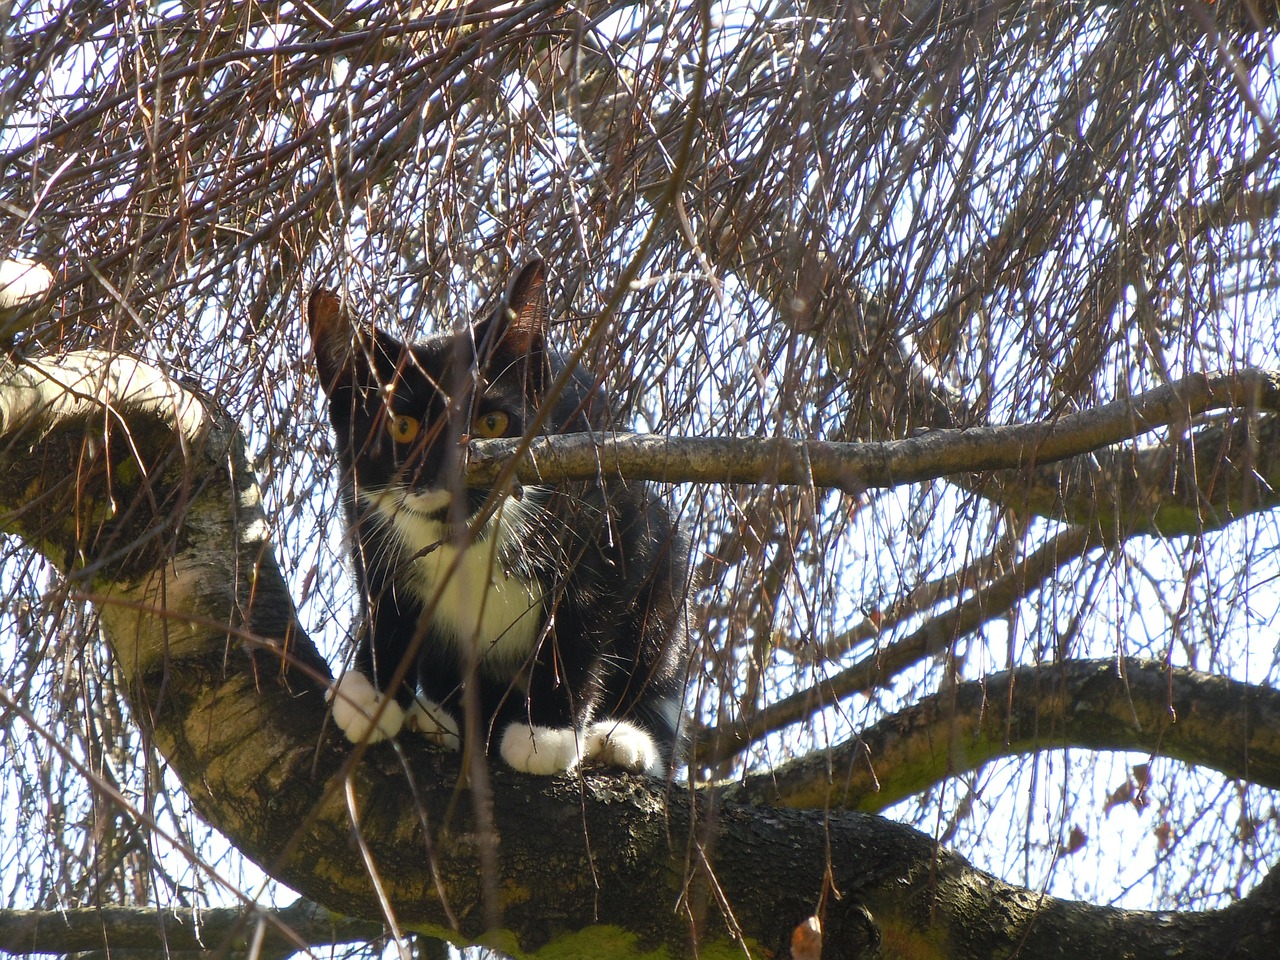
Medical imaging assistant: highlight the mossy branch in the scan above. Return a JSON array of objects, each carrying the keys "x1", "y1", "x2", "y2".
[{"x1": 725, "y1": 658, "x2": 1280, "y2": 812}]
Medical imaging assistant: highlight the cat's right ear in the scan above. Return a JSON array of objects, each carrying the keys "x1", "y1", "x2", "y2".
[{"x1": 307, "y1": 288, "x2": 356, "y2": 395}]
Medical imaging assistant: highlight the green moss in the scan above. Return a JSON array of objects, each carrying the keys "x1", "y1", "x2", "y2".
[
  {"x1": 527, "y1": 927, "x2": 668, "y2": 960},
  {"x1": 875, "y1": 916, "x2": 949, "y2": 960},
  {"x1": 402, "y1": 925, "x2": 758, "y2": 960},
  {"x1": 113, "y1": 454, "x2": 142, "y2": 487}
]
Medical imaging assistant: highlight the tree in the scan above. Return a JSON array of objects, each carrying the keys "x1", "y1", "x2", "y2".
[{"x1": 2, "y1": 1, "x2": 1280, "y2": 958}]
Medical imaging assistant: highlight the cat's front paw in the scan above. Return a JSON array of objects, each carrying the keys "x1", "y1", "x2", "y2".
[
  {"x1": 584, "y1": 719, "x2": 662, "y2": 775},
  {"x1": 328, "y1": 671, "x2": 405, "y2": 743},
  {"x1": 405, "y1": 696, "x2": 461, "y2": 751},
  {"x1": 499, "y1": 724, "x2": 582, "y2": 775}
]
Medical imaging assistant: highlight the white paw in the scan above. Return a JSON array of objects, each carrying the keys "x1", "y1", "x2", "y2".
[
  {"x1": 584, "y1": 719, "x2": 662, "y2": 775},
  {"x1": 405, "y1": 696, "x2": 461, "y2": 751},
  {"x1": 499, "y1": 724, "x2": 583, "y2": 775},
  {"x1": 327, "y1": 671, "x2": 405, "y2": 743}
]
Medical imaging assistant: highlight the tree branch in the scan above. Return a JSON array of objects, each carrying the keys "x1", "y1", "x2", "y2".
[
  {"x1": 974, "y1": 408, "x2": 1280, "y2": 536},
  {"x1": 5, "y1": 348, "x2": 1280, "y2": 959},
  {"x1": 695, "y1": 525, "x2": 1103, "y2": 766},
  {"x1": 780, "y1": 523, "x2": 1092, "y2": 664},
  {"x1": 465, "y1": 369, "x2": 1280, "y2": 512},
  {"x1": 725, "y1": 658, "x2": 1280, "y2": 812},
  {"x1": 0, "y1": 899, "x2": 382, "y2": 958}
]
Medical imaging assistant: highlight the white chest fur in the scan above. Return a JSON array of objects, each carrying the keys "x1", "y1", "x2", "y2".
[{"x1": 364, "y1": 488, "x2": 545, "y2": 674}]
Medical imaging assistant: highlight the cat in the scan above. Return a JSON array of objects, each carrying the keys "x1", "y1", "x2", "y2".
[{"x1": 307, "y1": 260, "x2": 692, "y2": 775}]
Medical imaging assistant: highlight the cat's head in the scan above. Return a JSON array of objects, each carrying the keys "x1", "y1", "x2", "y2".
[{"x1": 307, "y1": 261, "x2": 572, "y2": 521}]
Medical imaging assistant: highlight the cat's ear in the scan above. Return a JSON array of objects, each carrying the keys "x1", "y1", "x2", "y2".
[
  {"x1": 498, "y1": 259, "x2": 550, "y2": 357},
  {"x1": 475, "y1": 260, "x2": 552, "y2": 391},
  {"x1": 307, "y1": 287, "x2": 358, "y2": 395}
]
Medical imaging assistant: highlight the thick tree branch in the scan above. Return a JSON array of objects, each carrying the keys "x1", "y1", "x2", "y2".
[
  {"x1": 4, "y1": 348, "x2": 1280, "y2": 959},
  {"x1": 725, "y1": 658, "x2": 1280, "y2": 813}
]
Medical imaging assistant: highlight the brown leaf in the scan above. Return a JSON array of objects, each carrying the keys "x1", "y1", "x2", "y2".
[{"x1": 791, "y1": 916, "x2": 822, "y2": 960}]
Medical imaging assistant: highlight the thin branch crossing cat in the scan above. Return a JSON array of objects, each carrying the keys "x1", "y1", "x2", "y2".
[{"x1": 308, "y1": 262, "x2": 692, "y2": 774}]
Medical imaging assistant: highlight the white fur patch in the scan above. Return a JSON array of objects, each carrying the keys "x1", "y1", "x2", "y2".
[
  {"x1": 405, "y1": 696, "x2": 461, "y2": 751},
  {"x1": 363, "y1": 488, "x2": 544, "y2": 675},
  {"x1": 584, "y1": 719, "x2": 662, "y2": 775},
  {"x1": 328, "y1": 671, "x2": 405, "y2": 743},
  {"x1": 499, "y1": 724, "x2": 583, "y2": 775}
]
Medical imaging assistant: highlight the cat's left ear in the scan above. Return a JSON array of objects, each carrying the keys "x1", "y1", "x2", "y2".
[
  {"x1": 497, "y1": 259, "x2": 550, "y2": 356},
  {"x1": 478, "y1": 259, "x2": 551, "y2": 389}
]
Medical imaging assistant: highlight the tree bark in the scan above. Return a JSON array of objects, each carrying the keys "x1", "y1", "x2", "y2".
[
  {"x1": 467, "y1": 369, "x2": 1280, "y2": 527},
  {"x1": 723, "y1": 658, "x2": 1280, "y2": 812},
  {"x1": 3, "y1": 348, "x2": 1280, "y2": 959}
]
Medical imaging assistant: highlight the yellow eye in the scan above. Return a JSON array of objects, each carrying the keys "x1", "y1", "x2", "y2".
[
  {"x1": 472, "y1": 410, "x2": 510, "y2": 439},
  {"x1": 386, "y1": 414, "x2": 421, "y2": 444}
]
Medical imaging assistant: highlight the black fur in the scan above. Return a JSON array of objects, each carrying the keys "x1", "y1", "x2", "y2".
[{"x1": 308, "y1": 262, "x2": 691, "y2": 772}]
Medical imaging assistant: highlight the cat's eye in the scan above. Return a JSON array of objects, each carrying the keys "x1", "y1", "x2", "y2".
[
  {"x1": 472, "y1": 410, "x2": 510, "y2": 439},
  {"x1": 386, "y1": 414, "x2": 421, "y2": 444}
]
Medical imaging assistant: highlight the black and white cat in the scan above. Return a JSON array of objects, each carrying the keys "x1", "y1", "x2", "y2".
[{"x1": 308, "y1": 261, "x2": 692, "y2": 775}]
